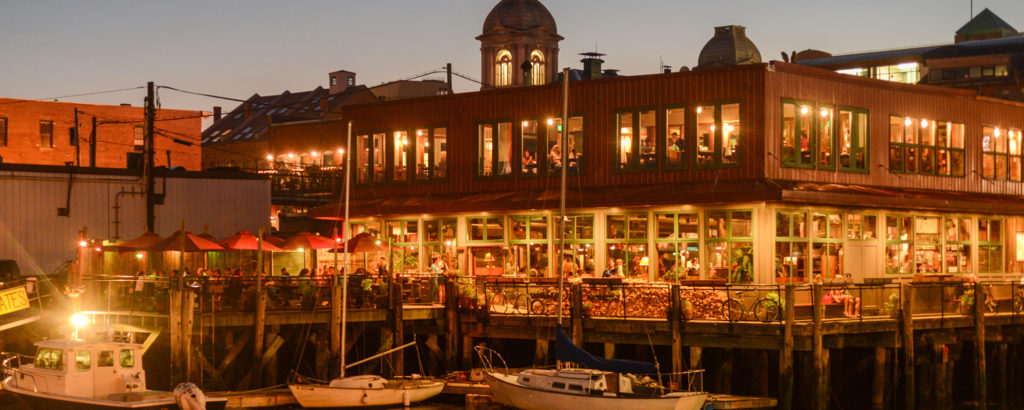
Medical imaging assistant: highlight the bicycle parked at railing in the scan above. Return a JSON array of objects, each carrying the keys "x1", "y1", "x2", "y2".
[
  {"x1": 489, "y1": 286, "x2": 557, "y2": 315},
  {"x1": 722, "y1": 289, "x2": 780, "y2": 323}
]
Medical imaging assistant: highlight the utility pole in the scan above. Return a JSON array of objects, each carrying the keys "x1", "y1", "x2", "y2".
[
  {"x1": 73, "y1": 108, "x2": 80, "y2": 166},
  {"x1": 144, "y1": 82, "x2": 156, "y2": 233},
  {"x1": 89, "y1": 116, "x2": 97, "y2": 167},
  {"x1": 446, "y1": 63, "x2": 453, "y2": 94}
]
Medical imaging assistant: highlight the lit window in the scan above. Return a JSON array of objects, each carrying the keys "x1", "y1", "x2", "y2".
[
  {"x1": 134, "y1": 125, "x2": 144, "y2": 151},
  {"x1": 393, "y1": 131, "x2": 409, "y2": 182},
  {"x1": 495, "y1": 50, "x2": 512, "y2": 87},
  {"x1": 616, "y1": 109, "x2": 656, "y2": 171},
  {"x1": 478, "y1": 121, "x2": 512, "y2": 176},
  {"x1": 530, "y1": 50, "x2": 545, "y2": 85}
]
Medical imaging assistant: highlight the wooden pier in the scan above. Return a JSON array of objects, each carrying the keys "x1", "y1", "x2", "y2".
[{"x1": 70, "y1": 274, "x2": 1024, "y2": 410}]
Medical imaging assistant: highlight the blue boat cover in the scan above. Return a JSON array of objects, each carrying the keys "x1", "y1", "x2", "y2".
[{"x1": 555, "y1": 325, "x2": 658, "y2": 375}]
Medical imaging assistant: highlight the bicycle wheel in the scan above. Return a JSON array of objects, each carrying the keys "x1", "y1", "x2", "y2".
[
  {"x1": 513, "y1": 294, "x2": 531, "y2": 315},
  {"x1": 531, "y1": 298, "x2": 548, "y2": 315},
  {"x1": 490, "y1": 293, "x2": 509, "y2": 314},
  {"x1": 754, "y1": 298, "x2": 780, "y2": 322},
  {"x1": 722, "y1": 299, "x2": 743, "y2": 322}
]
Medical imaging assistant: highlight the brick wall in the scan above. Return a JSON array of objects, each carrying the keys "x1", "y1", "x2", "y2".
[{"x1": 0, "y1": 98, "x2": 202, "y2": 170}]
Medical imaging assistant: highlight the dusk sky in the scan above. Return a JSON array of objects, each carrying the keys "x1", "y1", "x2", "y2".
[{"x1": 2, "y1": 0, "x2": 1021, "y2": 124}]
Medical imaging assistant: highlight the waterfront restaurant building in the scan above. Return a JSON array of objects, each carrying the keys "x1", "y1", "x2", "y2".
[{"x1": 276, "y1": 60, "x2": 1024, "y2": 285}]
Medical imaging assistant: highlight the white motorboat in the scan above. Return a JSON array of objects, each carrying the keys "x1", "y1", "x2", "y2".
[
  {"x1": 485, "y1": 367, "x2": 707, "y2": 410},
  {"x1": 0, "y1": 337, "x2": 226, "y2": 409}
]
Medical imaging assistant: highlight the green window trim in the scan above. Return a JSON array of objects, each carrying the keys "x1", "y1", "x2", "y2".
[
  {"x1": 467, "y1": 216, "x2": 506, "y2": 243},
  {"x1": 386, "y1": 220, "x2": 421, "y2": 273},
  {"x1": 884, "y1": 214, "x2": 914, "y2": 275},
  {"x1": 605, "y1": 213, "x2": 649, "y2": 242},
  {"x1": 391, "y1": 130, "x2": 411, "y2": 182},
  {"x1": 705, "y1": 210, "x2": 754, "y2": 283},
  {"x1": 519, "y1": 118, "x2": 541, "y2": 177},
  {"x1": 845, "y1": 213, "x2": 878, "y2": 241},
  {"x1": 355, "y1": 132, "x2": 387, "y2": 185},
  {"x1": 545, "y1": 114, "x2": 586, "y2": 175},
  {"x1": 775, "y1": 210, "x2": 809, "y2": 284},
  {"x1": 782, "y1": 100, "x2": 869, "y2": 173},
  {"x1": 944, "y1": 216, "x2": 971, "y2": 274},
  {"x1": 654, "y1": 212, "x2": 700, "y2": 282},
  {"x1": 412, "y1": 125, "x2": 450, "y2": 182},
  {"x1": 614, "y1": 108, "x2": 658, "y2": 172},
  {"x1": 510, "y1": 215, "x2": 549, "y2": 243},
  {"x1": 695, "y1": 100, "x2": 742, "y2": 169},
  {"x1": 838, "y1": 107, "x2": 870, "y2": 173},
  {"x1": 889, "y1": 116, "x2": 966, "y2": 178},
  {"x1": 982, "y1": 126, "x2": 1022, "y2": 181},
  {"x1": 978, "y1": 217, "x2": 1003, "y2": 273},
  {"x1": 663, "y1": 105, "x2": 688, "y2": 170},
  {"x1": 477, "y1": 120, "x2": 514, "y2": 178},
  {"x1": 555, "y1": 214, "x2": 596, "y2": 243}
]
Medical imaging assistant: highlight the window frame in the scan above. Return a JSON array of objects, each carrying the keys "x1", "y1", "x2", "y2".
[
  {"x1": 774, "y1": 210, "x2": 809, "y2": 284},
  {"x1": 390, "y1": 129, "x2": 411, "y2": 183},
  {"x1": 705, "y1": 209, "x2": 754, "y2": 283},
  {"x1": 409, "y1": 124, "x2": 449, "y2": 183},
  {"x1": 663, "y1": 104, "x2": 689, "y2": 170},
  {"x1": 978, "y1": 217, "x2": 1003, "y2": 273},
  {"x1": 518, "y1": 117, "x2": 542, "y2": 177},
  {"x1": 386, "y1": 219, "x2": 420, "y2": 273},
  {"x1": 476, "y1": 119, "x2": 515, "y2": 179},
  {"x1": 613, "y1": 107, "x2": 659, "y2": 172},
  {"x1": 39, "y1": 119, "x2": 54, "y2": 148},
  {"x1": 654, "y1": 212, "x2": 701, "y2": 282},
  {"x1": 544, "y1": 114, "x2": 586, "y2": 175},
  {"x1": 0, "y1": 116, "x2": 8, "y2": 147},
  {"x1": 838, "y1": 106, "x2": 870, "y2": 173},
  {"x1": 466, "y1": 216, "x2": 506, "y2": 243},
  {"x1": 694, "y1": 99, "x2": 743, "y2": 169},
  {"x1": 355, "y1": 131, "x2": 388, "y2": 185}
]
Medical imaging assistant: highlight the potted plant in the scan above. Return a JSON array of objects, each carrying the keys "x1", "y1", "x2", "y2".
[
  {"x1": 681, "y1": 299, "x2": 693, "y2": 320},
  {"x1": 581, "y1": 301, "x2": 594, "y2": 316},
  {"x1": 883, "y1": 293, "x2": 901, "y2": 317}
]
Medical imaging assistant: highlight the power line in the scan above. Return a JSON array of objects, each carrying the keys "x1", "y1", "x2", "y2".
[{"x1": 0, "y1": 86, "x2": 145, "y2": 105}]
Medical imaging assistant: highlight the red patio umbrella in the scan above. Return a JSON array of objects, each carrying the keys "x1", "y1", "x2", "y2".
[
  {"x1": 345, "y1": 232, "x2": 388, "y2": 253},
  {"x1": 282, "y1": 232, "x2": 337, "y2": 251},
  {"x1": 151, "y1": 230, "x2": 225, "y2": 252},
  {"x1": 115, "y1": 232, "x2": 164, "y2": 251},
  {"x1": 219, "y1": 230, "x2": 283, "y2": 252}
]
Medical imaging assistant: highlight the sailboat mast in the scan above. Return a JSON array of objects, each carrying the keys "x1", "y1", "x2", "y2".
[
  {"x1": 558, "y1": 67, "x2": 569, "y2": 326},
  {"x1": 341, "y1": 120, "x2": 353, "y2": 377}
]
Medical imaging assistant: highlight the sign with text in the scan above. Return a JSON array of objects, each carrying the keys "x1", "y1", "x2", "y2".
[{"x1": 0, "y1": 286, "x2": 30, "y2": 316}]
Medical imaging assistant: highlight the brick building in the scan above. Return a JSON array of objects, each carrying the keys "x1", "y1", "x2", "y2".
[{"x1": 0, "y1": 98, "x2": 202, "y2": 170}]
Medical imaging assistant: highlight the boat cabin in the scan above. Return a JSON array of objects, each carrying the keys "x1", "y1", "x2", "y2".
[
  {"x1": 517, "y1": 368, "x2": 633, "y2": 395},
  {"x1": 16, "y1": 339, "x2": 146, "y2": 399}
]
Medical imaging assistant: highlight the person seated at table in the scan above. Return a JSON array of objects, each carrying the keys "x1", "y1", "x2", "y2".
[
  {"x1": 823, "y1": 285, "x2": 860, "y2": 318},
  {"x1": 548, "y1": 144, "x2": 562, "y2": 169},
  {"x1": 522, "y1": 151, "x2": 536, "y2": 173},
  {"x1": 601, "y1": 259, "x2": 618, "y2": 278}
]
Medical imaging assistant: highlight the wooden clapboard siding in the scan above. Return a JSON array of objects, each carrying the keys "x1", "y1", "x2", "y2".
[
  {"x1": 339, "y1": 64, "x2": 768, "y2": 202},
  {"x1": 328, "y1": 62, "x2": 1024, "y2": 210},
  {"x1": 766, "y1": 63, "x2": 1024, "y2": 197}
]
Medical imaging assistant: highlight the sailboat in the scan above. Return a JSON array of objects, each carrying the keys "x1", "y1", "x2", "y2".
[
  {"x1": 286, "y1": 121, "x2": 445, "y2": 408},
  {"x1": 479, "y1": 69, "x2": 707, "y2": 410},
  {"x1": 480, "y1": 327, "x2": 706, "y2": 410}
]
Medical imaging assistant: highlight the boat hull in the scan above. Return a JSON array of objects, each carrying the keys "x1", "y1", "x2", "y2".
[
  {"x1": 288, "y1": 380, "x2": 445, "y2": 408},
  {"x1": 485, "y1": 372, "x2": 707, "y2": 410},
  {"x1": 2, "y1": 379, "x2": 226, "y2": 410}
]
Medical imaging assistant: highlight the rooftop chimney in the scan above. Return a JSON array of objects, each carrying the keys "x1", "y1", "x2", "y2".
[
  {"x1": 329, "y1": 70, "x2": 357, "y2": 95},
  {"x1": 580, "y1": 52, "x2": 605, "y2": 80},
  {"x1": 244, "y1": 103, "x2": 252, "y2": 120},
  {"x1": 213, "y1": 106, "x2": 222, "y2": 122}
]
